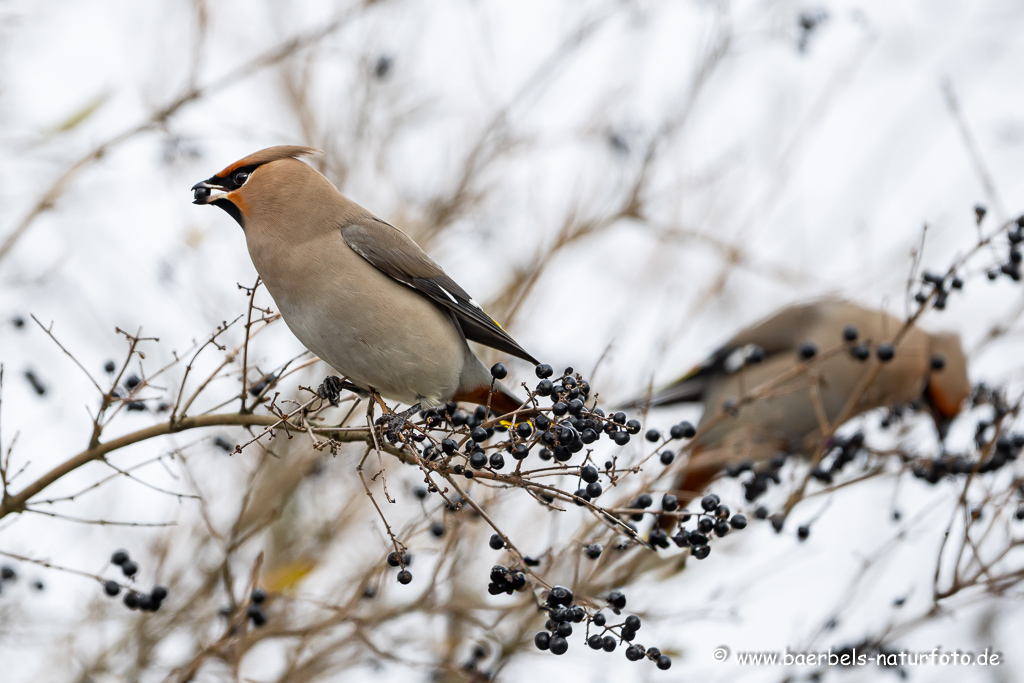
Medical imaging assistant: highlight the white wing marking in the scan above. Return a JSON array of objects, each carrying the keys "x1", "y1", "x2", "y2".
[{"x1": 437, "y1": 285, "x2": 458, "y2": 303}]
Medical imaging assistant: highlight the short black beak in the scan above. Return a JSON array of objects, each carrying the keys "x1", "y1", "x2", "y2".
[{"x1": 191, "y1": 179, "x2": 224, "y2": 205}]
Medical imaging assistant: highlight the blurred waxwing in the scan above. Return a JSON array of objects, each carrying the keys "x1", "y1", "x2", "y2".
[
  {"x1": 192, "y1": 146, "x2": 538, "y2": 414},
  {"x1": 631, "y1": 298, "x2": 970, "y2": 506}
]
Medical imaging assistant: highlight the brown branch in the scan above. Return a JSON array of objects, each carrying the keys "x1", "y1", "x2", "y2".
[{"x1": 0, "y1": 412, "x2": 375, "y2": 520}]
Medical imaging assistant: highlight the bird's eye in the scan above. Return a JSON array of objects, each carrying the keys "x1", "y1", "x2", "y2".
[{"x1": 232, "y1": 171, "x2": 250, "y2": 186}]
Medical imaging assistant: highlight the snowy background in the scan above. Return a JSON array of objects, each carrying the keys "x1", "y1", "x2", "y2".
[{"x1": 1, "y1": 0, "x2": 1023, "y2": 681}]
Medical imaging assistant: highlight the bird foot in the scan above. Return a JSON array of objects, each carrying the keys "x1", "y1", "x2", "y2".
[
  {"x1": 317, "y1": 376, "x2": 359, "y2": 406},
  {"x1": 379, "y1": 403, "x2": 421, "y2": 443}
]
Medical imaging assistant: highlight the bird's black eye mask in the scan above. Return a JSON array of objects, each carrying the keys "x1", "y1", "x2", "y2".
[
  {"x1": 191, "y1": 164, "x2": 259, "y2": 227},
  {"x1": 192, "y1": 164, "x2": 258, "y2": 200}
]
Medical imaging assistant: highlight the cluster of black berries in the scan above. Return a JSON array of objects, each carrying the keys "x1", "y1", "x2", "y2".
[
  {"x1": 103, "y1": 363, "x2": 168, "y2": 412},
  {"x1": 536, "y1": 586, "x2": 595, "y2": 657},
  {"x1": 487, "y1": 565, "x2": 527, "y2": 595},
  {"x1": 101, "y1": 362, "x2": 174, "y2": 417},
  {"x1": 107, "y1": 549, "x2": 167, "y2": 611},
  {"x1": 898, "y1": 383, "x2": 1024, "y2": 483},
  {"x1": 110, "y1": 549, "x2": 137, "y2": 578},
  {"x1": 123, "y1": 374, "x2": 146, "y2": 411},
  {"x1": 386, "y1": 550, "x2": 413, "y2": 585},
  {"x1": 712, "y1": 434, "x2": 860, "y2": 503},
  {"x1": 399, "y1": 402, "x2": 500, "y2": 452},
  {"x1": 398, "y1": 364, "x2": 699, "y2": 484},
  {"x1": 910, "y1": 432, "x2": 1022, "y2": 483},
  {"x1": 109, "y1": 372, "x2": 147, "y2": 411},
  {"x1": 971, "y1": 383, "x2": 1011, "y2": 415},
  {"x1": 655, "y1": 494, "x2": 748, "y2": 559},
  {"x1": 811, "y1": 432, "x2": 866, "y2": 484},
  {"x1": 791, "y1": 322, "x2": 904, "y2": 370},
  {"x1": 985, "y1": 214, "x2": 1024, "y2": 282},
  {"x1": 970, "y1": 386, "x2": 1016, "y2": 447},
  {"x1": 722, "y1": 452, "x2": 788, "y2": 502},
  {"x1": 915, "y1": 270, "x2": 963, "y2": 311},
  {"x1": 534, "y1": 586, "x2": 671, "y2": 669},
  {"x1": 534, "y1": 585, "x2": 583, "y2": 656},
  {"x1": 590, "y1": 609, "x2": 672, "y2": 670},
  {"x1": 835, "y1": 323, "x2": 898, "y2": 364},
  {"x1": 220, "y1": 588, "x2": 270, "y2": 627},
  {"x1": 122, "y1": 586, "x2": 168, "y2": 612}
]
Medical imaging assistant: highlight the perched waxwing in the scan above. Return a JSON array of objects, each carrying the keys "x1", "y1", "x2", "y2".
[
  {"x1": 630, "y1": 298, "x2": 970, "y2": 506},
  {"x1": 192, "y1": 146, "x2": 538, "y2": 414}
]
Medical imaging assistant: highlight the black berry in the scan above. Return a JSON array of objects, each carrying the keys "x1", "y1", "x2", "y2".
[{"x1": 700, "y1": 494, "x2": 720, "y2": 511}]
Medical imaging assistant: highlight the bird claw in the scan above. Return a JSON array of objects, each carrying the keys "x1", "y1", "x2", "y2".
[
  {"x1": 317, "y1": 376, "x2": 347, "y2": 405},
  {"x1": 380, "y1": 403, "x2": 421, "y2": 443}
]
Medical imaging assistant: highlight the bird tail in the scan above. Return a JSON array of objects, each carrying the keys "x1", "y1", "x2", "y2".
[{"x1": 618, "y1": 367, "x2": 710, "y2": 410}]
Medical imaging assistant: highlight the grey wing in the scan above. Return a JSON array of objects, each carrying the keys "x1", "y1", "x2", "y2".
[{"x1": 341, "y1": 218, "x2": 539, "y2": 364}]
